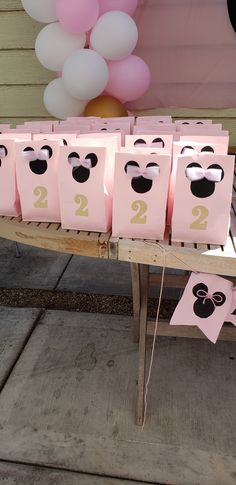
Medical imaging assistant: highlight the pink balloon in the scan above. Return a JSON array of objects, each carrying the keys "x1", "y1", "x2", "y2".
[
  {"x1": 99, "y1": 0, "x2": 138, "y2": 16},
  {"x1": 56, "y1": 0, "x2": 99, "y2": 34},
  {"x1": 106, "y1": 55, "x2": 151, "y2": 102}
]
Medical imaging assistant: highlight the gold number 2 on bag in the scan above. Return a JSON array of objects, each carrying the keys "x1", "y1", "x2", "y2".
[
  {"x1": 131, "y1": 200, "x2": 148, "y2": 224},
  {"x1": 190, "y1": 205, "x2": 209, "y2": 230},
  {"x1": 34, "y1": 186, "x2": 48, "y2": 209},
  {"x1": 74, "y1": 194, "x2": 88, "y2": 217}
]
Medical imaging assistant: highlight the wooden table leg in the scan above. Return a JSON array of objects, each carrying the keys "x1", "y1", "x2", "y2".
[
  {"x1": 130, "y1": 262, "x2": 141, "y2": 343},
  {"x1": 136, "y1": 264, "x2": 149, "y2": 426}
]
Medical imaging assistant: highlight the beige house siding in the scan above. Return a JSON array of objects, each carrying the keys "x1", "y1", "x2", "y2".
[{"x1": 1, "y1": 0, "x2": 236, "y2": 146}]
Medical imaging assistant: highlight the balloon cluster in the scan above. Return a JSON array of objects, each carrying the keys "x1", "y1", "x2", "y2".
[{"x1": 21, "y1": 0, "x2": 151, "y2": 119}]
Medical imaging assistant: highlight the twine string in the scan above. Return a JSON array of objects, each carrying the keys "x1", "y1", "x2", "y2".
[{"x1": 141, "y1": 241, "x2": 199, "y2": 430}]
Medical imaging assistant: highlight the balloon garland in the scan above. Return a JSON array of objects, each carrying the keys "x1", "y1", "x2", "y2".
[{"x1": 21, "y1": 0, "x2": 151, "y2": 119}]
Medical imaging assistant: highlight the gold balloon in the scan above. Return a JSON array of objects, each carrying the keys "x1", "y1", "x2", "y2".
[{"x1": 84, "y1": 95, "x2": 128, "y2": 118}]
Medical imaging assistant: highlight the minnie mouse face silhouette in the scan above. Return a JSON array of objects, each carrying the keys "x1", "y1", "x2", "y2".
[
  {"x1": 125, "y1": 160, "x2": 160, "y2": 194},
  {"x1": 23, "y1": 145, "x2": 52, "y2": 175},
  {"x1": 193, "y1": 283, "x2": 226, "y2": 318},
  {"x1": 185, "y1": 162, "x2": 224, "y2": 198},
  {"x1": 68, "y1": 152, "x2": 98, "y2": 183},
  {"x1": 0, "y1": 145, "x2": 8, "y2": 168}
]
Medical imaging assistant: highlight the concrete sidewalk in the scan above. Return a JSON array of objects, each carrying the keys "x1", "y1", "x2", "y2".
[
  {"x1": 0, "y1": 238, "x2": 182, "y2": 299},
  {"x1": 0, "y1": 308, "x2": 235, "y2": 485}
]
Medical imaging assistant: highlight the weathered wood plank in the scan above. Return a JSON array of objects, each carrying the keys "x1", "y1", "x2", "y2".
[
  {"x1": 0, "y1": 117, "x2": 53, "y2": 125},
  {"x1": 147, "y1": 320, "x2": 236, "y2": 341},
  {"x1": 0, "y1": 0, "x2": 23, "y2": 11},
  {"x1": 0, "y1": 311, "x2": 235, "y2": 485},
  {"x1": 0, "y1": 306, "x2": 38, "y2": 385},
  {"x1": 0, "y1": 461, "x2": 152, "y2": 485},
  {"x1": 0, "y1": 50, "x2": 54, "y2": 84},
  {"x1": 135, "y1": 107, "x2": 236, "y2": 118},
  {"x1": 149, "y1": 273, "x2": 189, "y2": 288},
  {"x1": 0, "y1": 12, "x2": 43, "y2": 49},
  {"x1": 0, "y1": 217, "x2": 110, "y2": 258},
  {"x1": 118, "y1": 238, "x2": 236, "y2": 276},
  {"x1": 0, "y1": 86, "x2": 49, "y2": 117}
]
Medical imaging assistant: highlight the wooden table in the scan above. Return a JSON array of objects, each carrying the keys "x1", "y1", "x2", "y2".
[{"x1": 0, "y1": 212, "x2": 236, "y2": 425}]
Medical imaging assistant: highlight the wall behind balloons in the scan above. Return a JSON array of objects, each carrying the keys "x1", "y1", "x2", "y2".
[{"x1": 1, "y1": 0, "x2": 236, "y2": 146}]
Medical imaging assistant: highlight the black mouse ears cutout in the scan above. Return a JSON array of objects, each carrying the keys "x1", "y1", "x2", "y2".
[
  {"x1": 134, "y1": 139, "x2": 146, "y2": 146},
  {"x1": 22, "y1": 145, "x2": 53, "y2": 175},
  {"x1": 23, "y1": 145, "x2": 53, "y2": 159},
  {"x1": 0, "y1": 144, "x2": 8, "y2": 167},
  {"x1": 201, "y1": 146, "x2": 214, "y2": 153},
  {"x1": 152, "y1": 137, "x2": 165, "y2": 147},
  {"x1": 185, "y1": 162, "x2": 224, "y2": 198},
  {"x1": 180, "y1": 145, "x2": 215, "y2": 155},
  {"x1": 227, "y1": 1, "x2": 236, "y2": 33},
  {"x1": 180, "y1": 145, "x2": 195, "y2": 155},
  {"x1": 68, "y1": 152, "x2": 98, "y2": 168},
  {"x1": 185, "y1": 162, "x2": 224, "y2": 181},
  {"x1": 134, "y1": 138, "x2": 165, "y2": 147},
  {"x1": 124, "y1": 160, "x2": 139, "y2": 171},
  {"x1": 124, "y1": 160, "x2": 160, "y2": 194},
  {"x1": 0, "y1": 145, "x2": 8, "y2": 158},
  {"x1": 124, "y1": 160, "x2": 160, "y2": 174},
  {"x1": 192, "y1": 283, "x2": 226, "y2": 306},
  {"x1": 192, "y1": 282, "x2": 226, "y2": 319}
]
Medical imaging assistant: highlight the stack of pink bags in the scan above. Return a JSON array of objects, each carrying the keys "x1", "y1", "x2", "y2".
[{"x1": 0, "y1": 115, "x2": 234, "y2": 245}]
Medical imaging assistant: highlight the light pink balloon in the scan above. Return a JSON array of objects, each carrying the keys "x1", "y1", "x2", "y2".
[
  {"x1": 99, "y1": 0, "x2": 138, "y2": 16},
  {"x1": 56, "y1": 0, "x2": 99, "y2": 34},
  {"x1": 106, "y1": 55, "x2": 151, "y2": 102}
]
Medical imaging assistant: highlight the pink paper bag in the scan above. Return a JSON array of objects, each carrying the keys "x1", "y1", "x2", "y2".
[
  {"x1": 58, "y1": 146, "x2": 112, "y2": 232},
  {"x1": 171, "y1": 153, "x2": 235, "y2": 244},
  {"x1": 167, "y1": 137, "x2": 229, "y2": 225},
  {"x1": 33, "y1": 133, "x2": 77, "y2": 146},
  {"x1": 0, "y1": 124, "x2": 11, "y2": 131},
  {"x1": 112, "y1": 152, "x2": 171, "y2": 239},
  {"x1": 179, "y1": 125, "x2": 224, "y2": 135},
  {"x1": 133, "y1": 124, "x2": 176, "y2": 135},
  {"x1": 0, "y1": 133, "x2": 32, "y2": 141},
  {"x1": 73, "y1": 136, "x2": 118, "y2": 193},
  {"x1": 0, "y1": 140, "x2": 20, "y2": 216},
  {"x1": 136, "y1": 116, "x2": 172, "y2": 125},
  {"x1": 23, "y1": 121, "x2": 53, "y2": 133},
  {"x1": 15, "y1": 140, "x2": 61, "y2": 222},
  {"x1": 175, "y1": 119, "x2": 213, "y2": 130},
  {"x1": 170, "y1": 272, "x2": 233, "y2": 343},
  {"x1": 78, "y1": 132, "x2": 122, "y2": 150}
]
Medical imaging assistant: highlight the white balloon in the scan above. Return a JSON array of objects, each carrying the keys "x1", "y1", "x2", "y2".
[
  {"x1": 44, "y1": 79, "x2": 87, "y2": 119},
  {"x1": 90, "y1": 11, "x2": 138, "y2": 61},
  {"x1": 35, "y1": 23, "x2": 86, "y2": 71},
  {"x1": 21, "y1": 0, "x2": 57, "y2": 23},
  {"x1": 62, "y1": 49, "x2": 109, "y2": 100}
]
